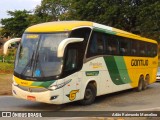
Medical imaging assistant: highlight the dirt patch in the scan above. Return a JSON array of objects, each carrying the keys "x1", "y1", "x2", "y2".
[{"x1": 0, "y1": 74, "x2": 13, "y2": 95}]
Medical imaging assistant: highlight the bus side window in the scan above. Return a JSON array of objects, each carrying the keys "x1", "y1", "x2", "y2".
[
  {"x1": 64, "y1": 49, "x2": 78, "y2": 71},
  {"x1": 107, "y1": 35, "x2": 118, "y2": 55},
  {"x1": 97, "y1": 34, "x2": 105, "y2": 54},
  {"x1": 87, "y1": 32, "x2": 105, "y2": 57},
  {"x1": 139, "y1": 42, "x2": 146, "y2": 56},
  {"x1": 131, "y1": 40, "x2": 138, "y2": 56},
  {"x1": 151, "y1": 44, "x2": 158, "y2": 57},
  {"x1": 89, "y1": 33, "x2": 98, "y2": 55},
  {"x1": 119, "y1": 39, "x2": 129, "y2": 56},
  {"x1": 147, "y1": 43, "x2": 152, "y2": 57}
]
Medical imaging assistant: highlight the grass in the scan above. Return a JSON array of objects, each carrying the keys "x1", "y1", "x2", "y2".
[
  {"x1": 0, "y1": 55, "x2": 15, "y2": 63},
  {"x1": 0, "y1": 62, "x2": 14, "y2": 74}
]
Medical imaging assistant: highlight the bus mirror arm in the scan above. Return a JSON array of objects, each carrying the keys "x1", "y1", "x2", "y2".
[
  {"x1": 3, "y1": 38, "x2": 21, "y2": 55},
  {"x1": 57, "y1": 38, "x2": 84, "y2": 57}
]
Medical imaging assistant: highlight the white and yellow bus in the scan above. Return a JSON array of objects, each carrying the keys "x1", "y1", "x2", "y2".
[{"x1": 12, "y1": 21, "x2": 158, "y2": 105}]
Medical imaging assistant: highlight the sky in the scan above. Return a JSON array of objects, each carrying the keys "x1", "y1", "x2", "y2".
[{"x1": 0, "y1": 0, "x2": 41, "y2": 20}]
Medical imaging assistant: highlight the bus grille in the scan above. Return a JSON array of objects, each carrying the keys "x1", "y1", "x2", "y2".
[{"x1": 17, "y1": 85, "x2": 48, "y2": 92}]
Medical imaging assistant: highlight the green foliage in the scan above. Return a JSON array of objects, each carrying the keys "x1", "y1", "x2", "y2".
[
  {"x1": 34, "y1": 0, "x2": 69, "y2": 21},
  {"x1": 0, "y1": 0, "x2": 160, "y2": 41},
  {"x1": 0, "y1": 62, "x2": 14, "y2": 73},
  {"x1": 0, "y1": 30, "x2": 2, "y2": 37},
  {"x1": 1, "y1": 10, "x2": 31, "y2": 37},
  {"x1": 0, "y1": 49, "x2": 16, "y2": 63},
  {"x1": 35, "y1": 0, "x2": 160, "y2": 40},
  {"x1": 0, "y1": 27, "x2": 2, "y2": 35},
  {"x1": 137, "y1": 0, "x2": 160, "y2": 40},
  {"x1": 66, "y1": 0, "x2": 159, "y2": 40}
]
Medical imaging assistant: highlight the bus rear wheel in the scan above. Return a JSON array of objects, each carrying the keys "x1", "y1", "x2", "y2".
[
  {"x1": 143, "y1": 75, "x2": 149, "y2": 90},
  {"x1": 79, "y1": 83, "x2": 96, "y2": 105},
  {"x1": 136, "y1": 77, "x2": 144, "y2": 92}
]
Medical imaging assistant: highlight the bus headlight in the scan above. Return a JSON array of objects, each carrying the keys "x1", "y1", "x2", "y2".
[{"x1": 48, "y1": 79, "x2": 72, "y2": 90}]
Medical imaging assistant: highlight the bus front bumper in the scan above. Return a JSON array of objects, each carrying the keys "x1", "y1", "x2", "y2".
[{"x1": 12, "y1": 84, "x2": 63, "y2": 104}]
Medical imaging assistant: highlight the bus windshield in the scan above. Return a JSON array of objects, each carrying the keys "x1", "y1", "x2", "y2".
[{"x1": 14, "y1": 33, "x2": 69, "y2": 79}]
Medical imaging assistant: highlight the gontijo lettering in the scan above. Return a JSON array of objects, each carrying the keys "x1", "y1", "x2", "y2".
[{"x1": 131, "y1": 59, "x2": 148, "y2": 66}]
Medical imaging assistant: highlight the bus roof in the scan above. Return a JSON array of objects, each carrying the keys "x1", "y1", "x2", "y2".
[
  {"x1": 25, "y1": 21, "x2": 93, "y2": 33},
  {"x1": 25, "y1": 21, "x2": 157, "y2": 44}
]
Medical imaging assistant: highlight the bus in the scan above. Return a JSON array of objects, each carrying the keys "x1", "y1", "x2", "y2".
[{"x1": 12, "y1": 21, "x2": 158, "y2": 105}]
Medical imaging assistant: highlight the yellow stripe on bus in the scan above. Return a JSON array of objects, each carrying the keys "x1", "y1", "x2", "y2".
[{"x1": 13, "y1": 76, "x2": 42, "y2": 88}]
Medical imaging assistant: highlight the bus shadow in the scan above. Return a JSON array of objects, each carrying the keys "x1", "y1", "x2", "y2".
[{"x1": 19, "y1": 102, "x2": 67, "y2": 111}]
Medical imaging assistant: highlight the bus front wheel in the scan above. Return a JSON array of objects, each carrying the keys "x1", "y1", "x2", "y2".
[{"x1": 80, "y1": 83, "x2": 96, "y2": 105}]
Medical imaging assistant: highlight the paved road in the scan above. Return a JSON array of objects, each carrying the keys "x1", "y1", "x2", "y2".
[{"x1": 0, "y1": 82, "x2": 160, "y2": 112}]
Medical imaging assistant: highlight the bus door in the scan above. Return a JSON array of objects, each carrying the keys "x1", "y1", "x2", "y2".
[{"x1": 63, "y1": 47, "x2": 82, "y2": 103}]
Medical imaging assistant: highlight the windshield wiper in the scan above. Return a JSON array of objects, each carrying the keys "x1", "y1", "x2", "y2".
[
  {"x1": 21, "y1": 51, "x2": 35, "y2": 75},
  {"x1": 33, "y1": 52, "x2": 44, "y2": 77}
]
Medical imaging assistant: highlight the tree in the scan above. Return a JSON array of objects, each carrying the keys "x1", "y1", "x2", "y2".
[
  {"x1": 1, "y1": 0, "x2": 159, "y2": 41},
  {"x1": 62, "y1": 0, "x2": 140, "y2": 31},
  {"x1": 34, "y1": 0, "x2": 69, "y2": 22},
  {"x1": 137, "y1": 0, "x2": 160, "y2": 40},
  {"x1": 0, "y1": 27, "x2": 2, "y2": 37},
  {"x1": 0, "y1": 10, "x2": 31, "y2": 37},
  {"x1": 65, "y1": 0, "x2": 160, "y2": 40}
]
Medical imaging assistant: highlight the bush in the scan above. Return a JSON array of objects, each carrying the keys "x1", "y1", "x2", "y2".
[{"x1": 0, "y1": 48, "x2": 16, "y2": 63}]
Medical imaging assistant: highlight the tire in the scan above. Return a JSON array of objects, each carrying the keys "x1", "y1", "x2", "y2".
[
  {"x1": 143, "y1": 75, "x2": 149, "y2": 90},
  {"x1": 79, "y1": 84, "x2": 96, "y2": 105},
  {"x1": 136, "y1": 78, "x2": 143, "y2": 92}
]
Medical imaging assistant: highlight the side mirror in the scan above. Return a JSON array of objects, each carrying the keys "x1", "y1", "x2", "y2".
[
  {"x1": 57, "y1": 38, "x2": 84, "y2": 57},
  {"x1": 3, "y1": 38, "x2": 21, "y2": 55}
]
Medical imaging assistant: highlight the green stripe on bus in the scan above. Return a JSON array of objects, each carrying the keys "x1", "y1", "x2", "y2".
[
  {"x1": 114, "y1": 56, "x2": 131, "y2": 83},
  {"x1": 104, "y1": 56, "x2": 125, "y2": 85},
  {"x1": 31, "y1": 81, "x2": 43, "y2": 86},
  {"x1": 31, "y1": 80, "x2": 55, "y2": 88},
  {"x1": 94, "y1": 28, "x2": 116, "y2": 35}
]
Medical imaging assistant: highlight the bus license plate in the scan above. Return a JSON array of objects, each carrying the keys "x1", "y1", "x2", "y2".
[{"x1": 27, "y1": 96, "x2": 36, "y2": 101}]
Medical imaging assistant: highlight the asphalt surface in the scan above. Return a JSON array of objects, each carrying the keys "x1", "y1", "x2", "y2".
[
  {"x1": 0, "y1": 82, "x2": 160, "y2": 120},
  {"x1": 0, "y1": 82, "x2": 160, "y2": 112}
]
